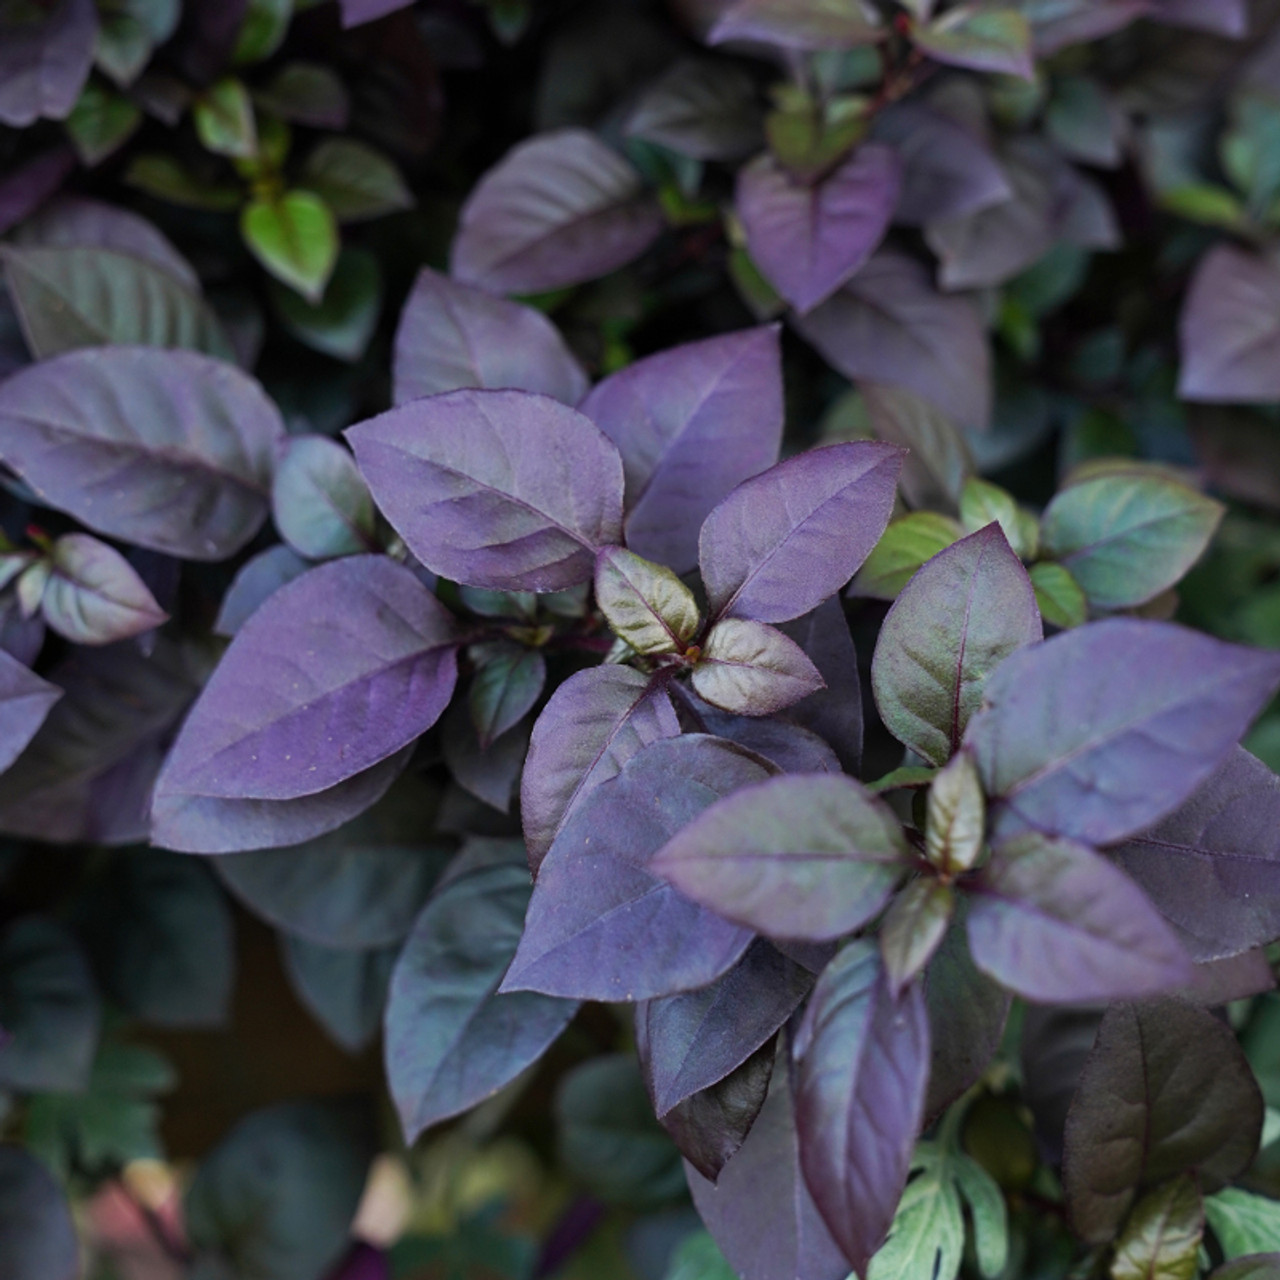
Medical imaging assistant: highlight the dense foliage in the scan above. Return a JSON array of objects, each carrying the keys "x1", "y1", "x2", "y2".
[{"x1": 3, "y1": 0, "x2": 1280, "y2": 1278}]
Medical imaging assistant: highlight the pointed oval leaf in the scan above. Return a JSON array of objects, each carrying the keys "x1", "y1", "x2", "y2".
[
  {"x1": 450, "y1": 129, "x2": 663, "y2": 294},
  {"x1": 270, "y1": 246, "x2": 382, "y2": 362},
  {"x1": 652, "y1": 773, "x2": 908, "y2": 941},
  {"x1": 272, "y1": 434, "x2": 377, "y2": 560},
  {"x1": 861, "y1": 382, "x2": 974, "y2": 513},
  {"x1": 596, "y1": 546, "x2": 700, "y2": 655},
  {"x1": 521, "y1": 665, "x2": 680, "y2": 869},
  {"x1": 1040, "y1": 473, "x2": 1223, "y2": 612},
  {"x1": 0, "y1": 650, "x2": 61, "y2": 775},
  {"x1": 347, "y1": 388, "x2": 625, "y2": 592},
  {"x1": 1111, "y1": 1176, "x2": 1204, "y2": 1280},
  {"x1": 214, "y1": 771, "x2": 451, "y2": 948},
  {"x1": 925, "y1": 752, "x2": 985, "y2": 874},
  {"x1": 953, "y1": 1154, "x2": 1009, "y2": 1279},
  {"x1": 866, "y1": 1163, "x2": 964, "y2": 1280},
  {"x1": 1062, "y1": 999, "x2": 1263, "y2": 1243},
  {"x1": 879, "y1": 879, "x2": 953, "y2": 998},
  {"x1": 156, "y1": 556, "x2": 459, "y2": 803},
  {"x1": 501, "y1": 735, "x2": 767, "y2": 1001},
  {"x1": 0, "y1": 1144, "x2": 79, "y2": 1280},
  {"x1": 40, "y1": 533, "x2": 168, "y2": 645},
  {"x1": 699, "y1": 441, "x2": 904, "y2": 624},
  {"x1": 0, "y1": 346, "x2": 284, "y2": 560},
  {"x1": 386, "y1": 860, "x2": 578, "y2": 1141},
  {"x1": 1205, "y1": 1189, "x2": 1280, "y2": 1261},
  {"x1": 872, "y1": 524, "x2": 1042, "y2": 767},
  {"x1": 625, "y1": 58, "x2": 762, "y2": 161},
  {"x1": 215, "y1": 545, "x2": 312, "y2": 636},
  {"x1": 282, "y1": 936, "x2": 396, "y2": 1053},
  {"x1": 1111, "y1": 748, "x2": 1280, "y2": 963},
  {"x1": 909, "y1": 7, "x2": 1033, "y2": 79},
  {"x1": 299, "y1": 137, "x2": 412, "y2": 223},
  {"x1": 1029, "y1": 561, "x2": 1087, "y2": 629},
  {"x1": 392, "y1": 266, "x2": 588, "y2": 407},
  {"x1": 687, "y1": 1071, "x2": 853, "y2": 1280},
  {"x1": 581, "y1": 327, "x2": 784, "y2": 573},
  {"x1": 964, "y1": 619, "x2": 1280, "y2": 846},
  {"x1": 708, "y1": 0, "x2": 883, "y2": 49},
  {"x1": 793, "y1": 942, "x2": 931, "y2": 1276},
  {"x1": 692, "y1": 618, "x2": 825, "y2": 716},
  {"x1": 778, "y1": 597, "x2": 863, "y2": 773},
  {"x1": 853, "y1": 511, "x2": 964, "y2": 600},
  {"x1": 1179, "y1": 246, "x2": 1280, "y2": 403},
  {"x1": 795, "y1": 249, "x2": 991, "y2": 429},
  {"x1": 2, "y1": 245, "x2": 233, "y2": 360},
  {"x1": 637, "y1": 939, "x2": 812, "y2": 1117},
  {"x1": 737, "y1": 145, "x2": 900, "y2": 314},
  {"x1": 193, "y1": 76, "x2": 256, "y2": 159},
  {"x1": 469, "y1": 644, "x2": 545, "y2": 749},
  {"x1": 966, "y1": 833, "x2": 1193, "y2": 1003},
  {"x1": 242, "y1": 189, "x2": 339, "y2": 304},
  {"x1": 0, "y1": 0, "x2": 97, "y2": 127}
]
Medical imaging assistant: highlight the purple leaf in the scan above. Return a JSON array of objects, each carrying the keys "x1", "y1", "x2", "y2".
[
  {"x1": 386, "y1": 858, "x2": 577, "y2": 1141},
  {"x1": 687, "y1": 1069, "x2": 852, "y2": 1280},
  {"x1": 736, "y1": 145, "x2": 900, "y2": 314},
  {"x1": 652, "y1": 773, "x2": 908, "y2": 941},
  {"x1": 0, "y1": 1143, "x2": 80, "y2": 1280},
  {"x1": 1148, "y1": 0, "x2": 1248, "y2": 36},
  {"x1": 708, "y1": 0, "x2": 884, "y2": 49},
  {"x1": 1111, "y1": 748, "x2": 1280, "y2": 962},
  {"x1": 1209, "y1": 1258, "x2": 1280, "y2": 1280},
  {"x1": 0, "y1": 148, "x2": 77, "y2": 238},
  {"x1": 794, "y1": 249, "x2": 991, "y2": 429},
  {"x1": 214, "y1": 545, "x2": 312, "y2": 636},
  {"x1": 964, "y1": 619, "x2": 1280, "y2": 846},
  {"x1": 1179, "y1": 246, "x2": 1280, "y2": 403},
  {"x1": 469, "y1": 643, "x2": 545, "y2": 748},
  {"x1": 0, "y1": 0, "x2": 97, "y2": 127},
  {"x1": 1183, "y1": 949, "x2": 1275, "y2": 1006},
  {"x1": 0, "y1": 347, "x2": 283, "y2": 560},
  {"x1": 909, "y1": 7, "x2": 1034, "y2": 80},
  {"x1": 581, "y1": 327, "x2": 784, "y2": 573},
  {"x1": 792, "y1": 942, "x2": 930, "y2": 1276},
  {"x1": 691, "y1": 618, "x2": 825, "y2": 716},
  {"x1": 500, "y1": 735, "x2": 767, "y2": 1001},
  {"x1": 879, "y1": 878, "x2": 954, "y2": 997},
  {"x1": 699, "y1": 441, "x2": 903, "y2": 624},
  {"x1": 1022, "y1": 0, "x2": 1146, "y2": 54},
  {"x1": 328, "y1": 1244, "x2": 390, "y2": 1280},
  {"x1": 347, "y1": 389, "x2": 625, "y2": 592},
  {"x1": 39, "y1": 533, "x2": 168, "y2": 645},
  {"x1": 690, "y1": 703, "x2": 842, "y2": 775},
  {"x1": 442, "y1": 699, "x2": 528, "y2": 813},
  {"x1": 777, "y1": 598, "x2": 863, "y2": 773},
  {"x1": 658, "y1": 1041, "x2": 775, "y2": 1181},
  {"x1": 339, "y1": 0, "x2": 414, "y2": 26},
  {"x1": 1062, "y1": 999, "x2": 1263, "y2": 1243},
  {"x1": 155, "y1": 556, "x2": 459, "y2": 802},
  {"x1": 637, "y1": 938, "x2": 812, "y2": 1116},
  {"x1": 0, "y1": 651, "x2": 60, "y2": 775},
  {"x1": 872, "y1": 525, "x2": 1042, "y2": 767},
  {"x1": 15, "y1": 196, "x2": 198, "y2": 289},
  {"x1": 450, "y1": 130, "x2": 663, "y2": 295},
  {"x1": 152, "y1": 747, "x2": 411, "y2": 855},
  {"x1": 873, "y1": 104, "x2": 1011, "y2": 227},
  {"x1": 0, "y1": 641, "x2": 194, "y2": 844},
  {"x1": 966, "y1": 833, "x2": 1193, "y2": 1003},
  {"x1": 392, "y1": 267, "x2": 588, "y2": 407},
  {"x1": 272, "y1": 435, "x2": 377, "y2": 561},
  {"x1": 923, "y1": 910, "x2": 1010, "y2": 1119},
  {"x1": 625, "y1": 58, "x2": 763, "y2": 162},
  {"x1": 595, "y1": 546, "x2": 701, "y2": 656},
  {"x1": 521, "y1": 665, "x2": 680, "y2": 870}
]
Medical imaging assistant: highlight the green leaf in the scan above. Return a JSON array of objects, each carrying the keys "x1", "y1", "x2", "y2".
[
  {"x1": 94, "y1": 0, "x2": 180, "y2": 86},
  {"x1": 193, "y1": 76, "x2": 258, "y2": 160},
  {"x1": 298, "y1": 137, "x2": 413, "y2": 222},
  {"x1": 124, "y1": 153, "x2": 243, "y2": 211},
  {"x1": 556, "y1": 1055, "x2": 686, "y2": 1208},
  {"x1": 1222, "y1": 91, "x2": 1280, "y2": 220},
  {"x1": 1045, "y1": 76, "x2": 1121, "y2": 169},
  {"x1": 595, "y1": 546, "x2": 700, "y2": 656},
  {"x1": 961, "y1": 477, "x2": 1037, "y2": 559},
  {"x1": 868, "y1": 1163, "x2": 966, "y2": 1280},
  {"x1": 272, "y1": 434, "x2": 377, "y2": 560},
  {"x1": 271, "y1": 246, "x2": 381, "y2": 361},
  {"x1": 925, "y1": 753, "x2": 985, "y2": 874},
  {"x1": 853, "y1": 512, "x2": 964, "y2": 600},
  {"x1": 1040, "y1": 473, "x2": 1224, "y2": 611},
  {"x1": 468, "y1": 642, "x2": 546, "y2": 748},
  {"x1": 1, "y1": 246, "x2": 234, "y2": 360},
  {"x1": 664, "y1": 1232, "x2": 737, "y2": 1280},
  {"x1": 1030, "y1": 561, "x2": 1088, "y2": 629},
  {"x1": 241, "y1": 189, "x2": 338, "y2": 303},
  {"x1": 879, "y1": 878, "x2": 953, "y2": 996},
  {"x1": 1159, "y1": 184, "x2": 1250, "y2": 232},
  {"x1": 234, "y1": 0, "x2": 293, "y2": 65},
  {"x1": 65, "y1": 80, "x2": 142, "y2": 166},
  {"x1": 909, "y1": 7, "x2": 1033, "y2": 80},
  {"x1": 952, "y1": 1154, "x2": 1008, "y2": 1279},
  {"x1": 1206, "y1": 1189, "x2": 1280, "y2": 1260},
  {"x1": 1112, "y1": 1176, "x2": 1204, "y2": 1280},
  {"x1": 254, "y1": 61, "x2": 349, "y2": 129}
]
